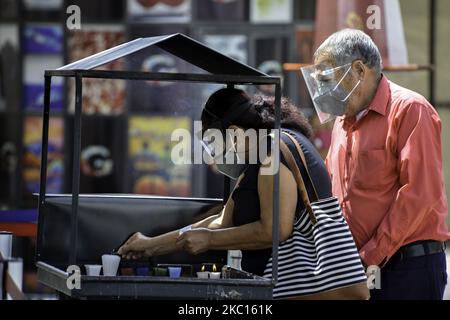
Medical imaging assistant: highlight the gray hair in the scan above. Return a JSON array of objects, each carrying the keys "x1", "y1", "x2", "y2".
[{"x1": 314, "y1": 29, "x2": 382, "y2": 74}]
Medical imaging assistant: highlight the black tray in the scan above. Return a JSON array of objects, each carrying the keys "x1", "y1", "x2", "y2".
[{"x1": 37, "y1": 261, "x2": 273, "y2": 300}]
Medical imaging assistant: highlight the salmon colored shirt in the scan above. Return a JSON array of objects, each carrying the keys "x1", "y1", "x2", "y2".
[{"x1": 325, "y1": 75, "x2": 450, "y2": 267}]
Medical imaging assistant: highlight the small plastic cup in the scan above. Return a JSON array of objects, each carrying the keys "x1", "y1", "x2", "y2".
[
  {"x1": 102, "y1": 254, "x2": 121, "y2": 276},
  {"x1": 135, "y1": 267, "x2": 149, "y2": 276},
  {"x1": 85, "y1": 265, "x2": 102, "y2": 276},
  {"x1": 168, "y1": 267, "x2": 182, "y2": 278},
  {"x1": 153, "y1": 267, "x2": 167, "y2": 277}
]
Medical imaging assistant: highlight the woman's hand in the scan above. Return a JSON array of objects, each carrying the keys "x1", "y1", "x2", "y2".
[
  {"x1": 117, "y1": 232, "x2": 153, "y2": 260},
  {"x1": 176, "y1": 228, "x2": 212, "y2": 255}
]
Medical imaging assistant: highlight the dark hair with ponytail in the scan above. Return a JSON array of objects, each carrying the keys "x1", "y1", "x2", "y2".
[{"x1": 201, "y1": 88, "x2": 313, "y2": 139}]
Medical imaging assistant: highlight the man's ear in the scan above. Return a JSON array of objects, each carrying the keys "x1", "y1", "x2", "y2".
[{"x1": 353, "y1": 60, "x2": 366, "y2": 81}]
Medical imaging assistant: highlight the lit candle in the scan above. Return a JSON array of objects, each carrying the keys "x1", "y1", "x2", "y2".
[
  {"x1": 210, "y1": 264, "x2": 221, "y2": 279},
  {"x1": 197, "y1": 264, "x2": 210, "y2": 279}
]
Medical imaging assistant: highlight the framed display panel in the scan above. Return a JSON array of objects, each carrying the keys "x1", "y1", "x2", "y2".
[{"x1": 36, "y1": 35, "x2": 282, "y2": 299}]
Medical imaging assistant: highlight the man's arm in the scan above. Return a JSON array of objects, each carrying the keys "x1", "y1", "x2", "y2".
[{"x1": 359, "y1": 102, "x2": 445, "y2": 266}]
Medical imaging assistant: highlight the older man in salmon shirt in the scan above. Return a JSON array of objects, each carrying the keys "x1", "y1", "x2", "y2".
[{"x1": 307, "y1": 29, "x2": 450, "y2": 300}]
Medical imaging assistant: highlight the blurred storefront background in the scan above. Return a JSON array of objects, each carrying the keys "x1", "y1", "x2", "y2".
[{"x1": 0, "y1": 0, "x2": 449, "y2": 297}]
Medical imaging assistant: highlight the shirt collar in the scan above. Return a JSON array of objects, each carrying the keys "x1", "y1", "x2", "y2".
[
  {"x1": 339, "y1": 74, "x2": 390, "y2": 123},
  {"x1": 367, "y1": 74, "x2": 390, "y2": 116}
]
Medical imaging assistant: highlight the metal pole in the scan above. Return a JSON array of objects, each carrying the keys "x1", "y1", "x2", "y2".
[
  {"x1": 36, "y1": 75, "x2": 51, "y2": 260},
  {"x1": 69, "y1": 74, "x2": 83, "y2": 266},
  {"x1": 271, "y1": 82, "x2": 281, "y2": 284},
  {"x1": 38, "y1": 75, "x2": 51, "y2": 205},
  {"x1": 429, "y1": 0, "x2": 436, "y2": 107}
]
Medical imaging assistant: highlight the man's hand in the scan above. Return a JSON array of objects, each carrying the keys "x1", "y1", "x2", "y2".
[
  {"x1": 176, "y1": 228, "x2": 212, "y2": 255},
  {"x1": 117, "y1": 232, "x2": 153, "y2": 260}
]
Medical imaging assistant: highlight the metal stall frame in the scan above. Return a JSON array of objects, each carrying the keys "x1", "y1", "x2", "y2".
[{"x1": 36, "y1": 34, "x2": 282, "y2": 299}]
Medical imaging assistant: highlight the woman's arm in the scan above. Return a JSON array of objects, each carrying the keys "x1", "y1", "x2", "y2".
[{"x1": 176, "y1": 161, "x2": 298, "y2": 254}]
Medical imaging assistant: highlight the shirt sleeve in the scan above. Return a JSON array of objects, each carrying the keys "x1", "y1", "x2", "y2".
[{"x1": 359, "y1": 102, "x2": 444, "y2": 266}]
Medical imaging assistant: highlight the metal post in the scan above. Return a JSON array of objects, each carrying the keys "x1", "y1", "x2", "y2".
[
  {"x1": 271, "y1": 81, "x2": 281, "y2": 283},
  {"x1": 38, "y1": 75, "x2": 51, "y2": 206},
  {"x1": 69, "y1": 74, "x2": 83, "y2": 266},
  {"x1": 36, "y1": 75, "x2": 51, "y2": 259}
]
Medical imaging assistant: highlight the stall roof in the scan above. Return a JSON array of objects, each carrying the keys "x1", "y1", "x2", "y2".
[{"x1": 58, "y1": 33, "x2": 266, "y2": 77}]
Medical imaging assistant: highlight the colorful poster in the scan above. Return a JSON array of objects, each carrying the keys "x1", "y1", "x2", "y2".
[
  {"x1": 254, "y1": 36, "x2": 288, "y2": 95},
  {"x1": 196, "y1": 0, "x2": 248, "y2": 21},
  {"x1": 127, "y1": 0, "x2": 191, "y2": 22},
  {"x1": 0, "y1": 25, "x2": 19, "y2": 112},
  {"x1": 73, "y1": 117, "x2": 126, "y2": 193},
  {"x1": 128, "y1": 116, "x2": 191, "y2": 197},
  {"x1": 23, "y1": 24, "x2": 63, "y2": 55},
  {"x1": 23, "y1": 56, "x2": 63, "y2": 112},
  {"x1": 250, "y1": 0, "x2": 293, "y2": 23},
  {"x1": 314, "y1": 0, "x2": 408, "y2": 66},
  {"x1": 22, "y1": 117, "x2": 64, "y2": 196},
  {"x1": 67, "y1": 25, "x2": 125, "y2": 115},
  {"x1": 127, "y1": 25, "x2": 194, "y2": 114}
]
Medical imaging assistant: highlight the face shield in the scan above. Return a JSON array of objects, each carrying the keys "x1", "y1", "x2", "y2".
[
  {"x1": 196, "y1": 102, "x2": 252, "y2": 180},
  {"x1": 300, "y1": 62, "x2": 361, "y2": 123}
]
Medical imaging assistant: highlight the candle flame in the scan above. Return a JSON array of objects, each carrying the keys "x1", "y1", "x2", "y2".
[
  {"x1": 213, "y1": 264, "x2": 217, "y2": 272},
  {"x1": 201, "y1": 265, "x2": 205, "y2": 272}
]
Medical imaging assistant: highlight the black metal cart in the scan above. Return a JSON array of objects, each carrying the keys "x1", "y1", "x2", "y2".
[{"x1": 36, "y1": 34, "x2": 282, "y2": 300}]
